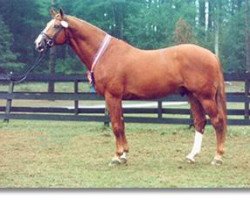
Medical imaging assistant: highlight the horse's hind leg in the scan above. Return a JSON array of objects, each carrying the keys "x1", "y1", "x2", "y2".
[
  {"x1": 186, "y1": 95, "x2": 207, "y2": 163},
  {"x1": 105, "y1": 93, "x2": 129, "y2": 166},
  {"x1": 200, "y1": 98, "x2": 226, "y2": 165}
]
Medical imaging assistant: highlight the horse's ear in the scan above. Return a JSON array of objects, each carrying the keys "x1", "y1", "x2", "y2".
[
  {"x1": 50, "y1": 8, "x2": 58, "y2": 18},
  {"x1": 59, "y1": 8, "x2": 65, "y2": 19}
]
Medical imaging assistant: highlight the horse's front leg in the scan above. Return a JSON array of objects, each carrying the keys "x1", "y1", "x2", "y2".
[{"x1": 105, "y1": 93, "x2": 128, "y2": 166}]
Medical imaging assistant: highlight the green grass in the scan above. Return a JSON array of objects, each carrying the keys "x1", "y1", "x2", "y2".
[
  {"x1": 0, "y1": 82, "x2": 91, "y2": 93},
  {"x1": 0, "y1": 81, "x2": 244, "y2": 93},
  {"x1": 0, "y1": 121, "x2": 249, "y2": 188}
]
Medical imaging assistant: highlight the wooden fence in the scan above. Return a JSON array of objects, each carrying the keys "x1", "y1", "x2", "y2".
[{"x1": 0, "y1": 73, "x2": 249, "y2": 125}]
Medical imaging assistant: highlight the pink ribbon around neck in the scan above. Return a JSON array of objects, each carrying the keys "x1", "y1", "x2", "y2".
[{"x1": 87, "y1": 34, "x2": 112, "y2": 85}]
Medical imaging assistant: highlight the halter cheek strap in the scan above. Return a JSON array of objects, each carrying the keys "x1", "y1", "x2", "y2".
[
  {"x1": 88, "y1": 34, "x2": 112, "y2": 86},
  {"x1": 42, "y1": 26, "x2": 64, "y2": 48}
]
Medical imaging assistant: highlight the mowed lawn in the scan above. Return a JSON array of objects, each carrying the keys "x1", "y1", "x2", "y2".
[{"x1": 0, "y1": 121, "x2": 249, "y2": 188}]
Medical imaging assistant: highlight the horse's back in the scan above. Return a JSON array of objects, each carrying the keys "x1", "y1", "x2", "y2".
[
  {"x1": 165, "y1": 44, "x2": 220, "y2": 71},
  {"x1": 101, "y1": 41, "x2": 223, "y2": 100}
]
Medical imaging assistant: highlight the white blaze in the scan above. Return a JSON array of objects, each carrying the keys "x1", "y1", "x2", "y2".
[
  {"x1": 35, "y1": 19, "x2": 55, "y2": 47},
  {"x1": 35, "y1": 34, "x2": 43, "y2": 47},
  {"x1": 44, "y1": 19, "x2": 55, "y2": 32}
]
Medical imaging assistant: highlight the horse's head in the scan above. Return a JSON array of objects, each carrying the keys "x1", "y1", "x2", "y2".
[{"x1": 35, "y1": 8, "x2": 69, "y2": 52}]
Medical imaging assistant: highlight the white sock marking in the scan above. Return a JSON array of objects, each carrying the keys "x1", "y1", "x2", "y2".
[
  {"x1": 120, "y1": 152, "x2": 127, "y2": 160},
  {"x1": 186, "y1": 130, "x2": 203, "y2": 161}
]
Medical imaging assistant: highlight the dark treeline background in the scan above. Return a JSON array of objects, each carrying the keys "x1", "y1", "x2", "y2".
[{"x1": 0, "y1": 0, "x2": 249, "y2": 75}]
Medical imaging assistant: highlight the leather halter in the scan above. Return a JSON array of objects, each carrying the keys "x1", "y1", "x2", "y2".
[
  {"x1": 88, "y1": 34, "x2": 112, "y2": 86},
  {"x1": 40, "y1": 26, "x2": 64, "y2": 49}
]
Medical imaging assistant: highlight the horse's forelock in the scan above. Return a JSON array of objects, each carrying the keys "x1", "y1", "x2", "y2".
[{"x1": 55, "y1": 13, "x2": 61, "y2": 19}]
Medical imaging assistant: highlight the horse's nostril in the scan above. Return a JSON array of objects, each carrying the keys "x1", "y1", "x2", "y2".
[{"x1": 36, "y1": 44, "x2": 44, "y2": 52}]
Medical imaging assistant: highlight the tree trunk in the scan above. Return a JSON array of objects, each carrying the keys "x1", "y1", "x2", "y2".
[
  {"x1": 205, "y1": 0, "x2": 209, "y2": 32},
  {"x1": 214, "y1": 0, "x2": 221, "y2": 57},
  {"x1": 112, "y1": 0, "x2": 125, "y2": 39},
  {"x1": 214, "y1": 28, "x2": 219, "y2": 57},
  {"x1": 199, "y1": 0, "x2": 205, "y2": 28},
  {"x1": 195, "y1": 0, "x2": 199, "y2": 26}
]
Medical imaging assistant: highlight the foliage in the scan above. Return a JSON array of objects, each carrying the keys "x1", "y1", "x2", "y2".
[
  {"x1": 0, "y1": 0, "x2": 46, "y2": 72},
  {"x1": 55, "y1": 57, "x2": 84, "y2": 74},
  {"x1": 220, "y1": 8, "x2": 246, "y2": 72},
  {"x1": 0, "y1": 0, "x2": 249, "y2": 73},
  {"x1": 173, "y1": 18, "x2": 197, "y2": 44},
  {"x1": 124, "y1": 0, "x2": 196, "y2": 49},
  {"x1": 0, "y1": 16, "x2": 23, "y2": 72}
]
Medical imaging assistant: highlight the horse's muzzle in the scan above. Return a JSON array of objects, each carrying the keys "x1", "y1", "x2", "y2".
[
  {"x1": 35, "y1": 33, "x2": 54, "y2": 52},
  {"x1": 35, "y1": 35, "x2": 46, "y2": 52},
  {"x1": 36, "y1": 44, "x2": 45, "y2": 52}
]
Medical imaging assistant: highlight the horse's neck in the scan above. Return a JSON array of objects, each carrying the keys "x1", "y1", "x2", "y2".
[{"x1": 67, "y1": 16, "x2": 106, "y2": 70}]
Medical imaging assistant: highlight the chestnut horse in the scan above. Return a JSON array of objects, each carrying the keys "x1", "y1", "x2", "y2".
[{"x1": 35, "y1": 9, "x2": 227, "y2": 166}]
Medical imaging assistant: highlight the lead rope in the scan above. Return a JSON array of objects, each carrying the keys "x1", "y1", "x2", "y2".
[{"x1": 9, "y1": 52, "x2": 46, "y2": 84}]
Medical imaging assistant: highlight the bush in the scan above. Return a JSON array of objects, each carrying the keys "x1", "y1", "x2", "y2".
[{"x1": 55, "y1": 57, "x2": 85, "y2": 74}]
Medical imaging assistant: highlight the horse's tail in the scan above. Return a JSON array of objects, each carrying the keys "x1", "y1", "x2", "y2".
[{"x1": 216, "y1": 57, "x2": 227, "y2": 128}]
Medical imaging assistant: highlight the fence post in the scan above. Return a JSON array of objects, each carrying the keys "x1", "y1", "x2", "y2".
[
  {"x1": 245, "y1": 72, "x2": 250, "y2": 120},
  {"x1": 4, "y1": 81, "x2": 14, "y2": 122},
  {"x1": 157, "y1": 100, "x2": 162, "y2": 119},
  {"x1": 74, "y1": 80, "x2": 79, "y2": 115}
]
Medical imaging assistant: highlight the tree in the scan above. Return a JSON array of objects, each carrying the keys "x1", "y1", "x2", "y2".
[
  {"x1": 173, "y1": 18, "x2": 197, "y2": 44},
  {"x1": 0, "y1": 16, "x2": 23, "y2": 72},
  {"x1": 124, "y1": 0, "x2": 196, "y2": 49},
  {"x1": 0, "y1": 0, "x2": 247, "y2": 74},
  {"x1": 213, "y1": 0, "x2": 220, "y2": 56},
  {"x1": 111, "y1": 0, "x2": 126, "y2": 39},
  {"x1": 220, "y1": 0, "x2": 246, "y2": 72},
  {"x1": 0, "y1": 0, "x2": 47, "y2": 65}
]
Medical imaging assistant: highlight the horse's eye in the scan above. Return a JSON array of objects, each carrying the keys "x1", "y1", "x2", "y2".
[{"x1": 54, "y1": 24, "x2": 61, "y2": 29}]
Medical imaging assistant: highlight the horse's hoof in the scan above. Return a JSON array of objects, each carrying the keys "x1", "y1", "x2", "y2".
[
  {"x1": 186, "y1": 155, "x2": 195, "y2": 163},
  {"x1": 119, "y1": 152, "x2": 127, "y2": 164},
  {"x1": 211, "y1": 158, "x2": 223, "y2": 166},
  {"x1": 119, "y1": 157, "x2": 127, "y2": 164},
  {"x1": 109, "y1": 156, "x2": 128, "y2": 166},
  {"x1": 109, "y1": 157, "x2": 122, "y2": 167}
]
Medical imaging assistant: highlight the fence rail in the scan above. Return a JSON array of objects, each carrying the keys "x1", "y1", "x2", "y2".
[{"x1": 0, "y1": 72, "x2": 249, "y2": 125}]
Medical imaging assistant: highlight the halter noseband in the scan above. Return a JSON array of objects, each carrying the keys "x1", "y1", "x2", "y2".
[
  {"x1": 39, "y1": 25, "x2": 65, "y2": 50},
  {"x1": 41, "y1": 32, "x2": 55, "y2": 47}
]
